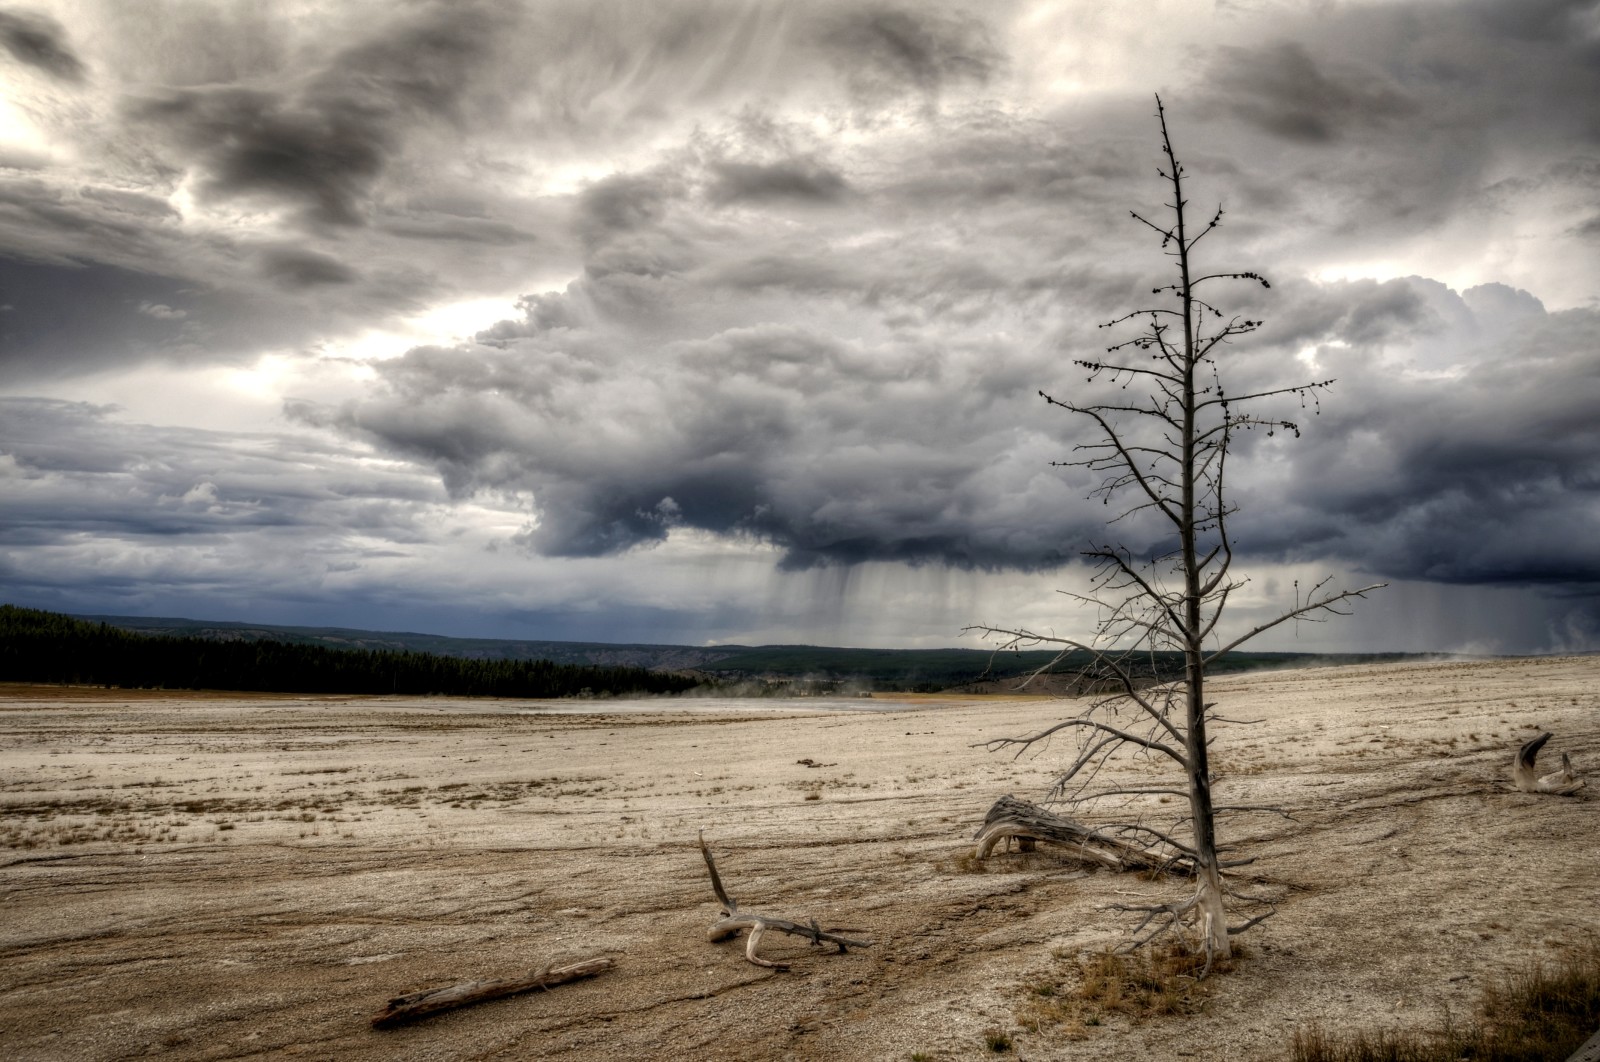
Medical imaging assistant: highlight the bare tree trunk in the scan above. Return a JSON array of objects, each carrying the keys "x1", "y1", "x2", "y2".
[{"x1": 1166, "y1": 113, "x2": 1232, "y2": 962}]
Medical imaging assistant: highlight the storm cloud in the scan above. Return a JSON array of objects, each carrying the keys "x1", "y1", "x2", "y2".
[
  {"x1": 1236, "y1": 280, "x2": 1600, "y2": 588},
  {"x1": 304, "y1": 262, "x2": 1600, "y2": 596},
  {"x1": 3, "y1": 0, "x2": 1600, "y2": 651}
]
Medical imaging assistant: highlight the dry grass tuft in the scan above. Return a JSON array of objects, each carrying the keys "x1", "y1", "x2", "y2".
[
  {"x1": 1291, "y1": 940, "x2": 1600, "y2": 1062},
  {"x1": 1019, "y1": 940, "x2": 1237, "y2": 1036}
]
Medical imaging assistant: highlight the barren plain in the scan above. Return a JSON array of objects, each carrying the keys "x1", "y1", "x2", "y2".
[{"x1": 2, "y1": 655, "x2": 1597, "y2": 1061}]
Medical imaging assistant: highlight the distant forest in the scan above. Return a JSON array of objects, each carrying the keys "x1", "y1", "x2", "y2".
[
  {"x1": 75, "y1": 611, "x2": 1425, "y2": 693},
  {"x1": 0, "y1": 605, "x2": 698, "y2": 698}
]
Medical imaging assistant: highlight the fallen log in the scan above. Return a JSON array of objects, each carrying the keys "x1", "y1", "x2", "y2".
[
  {"x1": 370, "y1": 956, "x2": 614, "y2": 1028},
  {"x1": 699, "y1": 832, "x2": 872, "y2": 970},
  {"x1": 973, "y1": 794, "x2": 1192, "y2": 875},
  {"x1": 1513, "y1": 733, "x2": 1585, "y2": 795}
]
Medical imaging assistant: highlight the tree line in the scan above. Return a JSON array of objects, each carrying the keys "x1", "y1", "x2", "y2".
[{"x1": 0, "y1": 605, "x2": 698, "y2": 698}]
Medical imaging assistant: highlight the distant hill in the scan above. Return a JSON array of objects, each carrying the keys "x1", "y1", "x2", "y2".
[{"x1": 74, "y1": 611, "x2": 1433, "y2": 693}]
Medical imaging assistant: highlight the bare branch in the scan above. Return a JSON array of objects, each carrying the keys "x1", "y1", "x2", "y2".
[
  {"x1": 1204, "y1": 583, "x2": 1388, "y2": 664},
  {"x1": 974, "y1": 716, "x2": 1189, "y2": 769},
  {"x1": 699, "y1": 834, "x2": 873, "y2": 970}
]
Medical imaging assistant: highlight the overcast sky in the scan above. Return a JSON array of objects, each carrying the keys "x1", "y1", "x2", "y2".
[{"x1": 2, "y1": 0, "x2": 1598, "y2": 654}]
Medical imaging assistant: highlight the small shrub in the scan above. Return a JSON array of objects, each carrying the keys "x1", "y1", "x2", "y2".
[
  {"x1": 983, "y1": 1027, "x2": 1013, "y2": 1052},
  {"x1": 1019, "y1": 941, "x2": 1234, "y2": 1034}
]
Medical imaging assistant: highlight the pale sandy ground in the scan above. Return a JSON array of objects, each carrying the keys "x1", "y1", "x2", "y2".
[{"x1": 2, "y1": 656, "x2": 1598, "y2": 1062}]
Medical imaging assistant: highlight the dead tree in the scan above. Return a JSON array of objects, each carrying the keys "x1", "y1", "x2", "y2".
[
  {"x1": 699, "y1": 832, "x2": 872, "y2": 970},
  {"x1": 975, "y1": 794, "x2": 1193, "y2": 874},
  {"x1": 1513, "y1": 733, "x2": 1585, "y2": 795},
  {"x1": 966, "y1": 96, "x2": 1382, "y2": 971}
]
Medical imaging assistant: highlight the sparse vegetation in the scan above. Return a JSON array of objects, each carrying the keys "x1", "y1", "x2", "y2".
[
  {"x1": 1020, "y1": 942, "x2": 1234, "y2": 1036},
  {"x1": 1291, "y1": 941, "x2": 1600, "y2": 1062}
]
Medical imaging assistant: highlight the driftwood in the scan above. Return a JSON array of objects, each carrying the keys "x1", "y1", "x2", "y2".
[
  {"x1": 1513, "y1": 733, "x2": 1585, "y2": 795},
  {"x1": 699, "y1": 832, "x2": 872, "y2": 970},
  {"x1": 370, "y1": 957, "x2": 614, "y2": 1028},
  {"x1": 974, "y1": 794, "x2": 1192, "y2": 875}
]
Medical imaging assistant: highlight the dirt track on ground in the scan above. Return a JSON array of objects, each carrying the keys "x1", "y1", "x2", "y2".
[{"x1": 2, "y1": 656, "x2": 1597, "y2": 1061}]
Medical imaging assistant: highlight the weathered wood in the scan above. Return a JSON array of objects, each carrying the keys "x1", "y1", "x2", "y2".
[
  {"x1": 1566, "y1": 1024, "x2": 1600, "y2": 1062},
  {"x1": 974, "y1": 794, "x2": 1191, "y2": 875},
  {"x1": 370, "y1": 957, "x2": 614, "y2": 1028},
  {"x1": 1513, "y1": 733, "x2": 1585, "y2": 795},
  {"x1": 698, "y1": 832, "x2": 872, "y2": 971}
]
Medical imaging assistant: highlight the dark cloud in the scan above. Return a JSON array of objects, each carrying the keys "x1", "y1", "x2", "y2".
[
  {"x1": 0, "y1": 397, "x2": 446, "y2": 544},
  {"x1": 1470, "y1": 0, "x2": 1600, "y2": 42},
  {"x1": 819, "y1": 5, "x2": 1001, "y2": 105},
  {"x1": 1230, "y1": 280, "x2": 1600, "y2": 588},
  {"x1": 0, "y1": 8, "x2": 84, "y2": 82},
  {"x1": 1259, "y1": 277, "x2": 1434, "y2": 351},
  {"x1": 258, "y1": 247, "x2": 359, "y2": 289},
  {"x1": 0, "y1": 250, "x2": 437, "y2": 381},
  {"x1": 0, "y1": 396, "x2": 538, "y2": 634},
  {"x1": 136, "y1": 86, "x2": 391, "y2": 227},
  {"x1": 0, "y1": 256, "x2": 194, "y2": 376},
  {"x1": 576, "y1": 171, "x2": 680, "y2": 246},
  {"x1": 708, "y1": 157, "x2": 849, "y2": 205},
  {"x1": 289, "y1": 255, "x2": 1117, "y2": 572},
  {"x1": 0, "y1": 2, "x2": 571, "y2": 379},
  {"x1": 1203, "y1": 41, "x2": 1416, "y2": 143},
  {"x1": 299, "y1": 253, "x2": 1600, "y2": 604},
  {"x1": 132, "y1": 2, "x2": 506, "y2": 227},
  {"x1": 0, "y1": 174, "x2": 181, "y2": 269},
  {"x1": 1179, "y1": 0, "x2": 1600, "y2": 289},
  {"x1": 383, "y1": 215, "x2": 532, "y2": 245}
]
